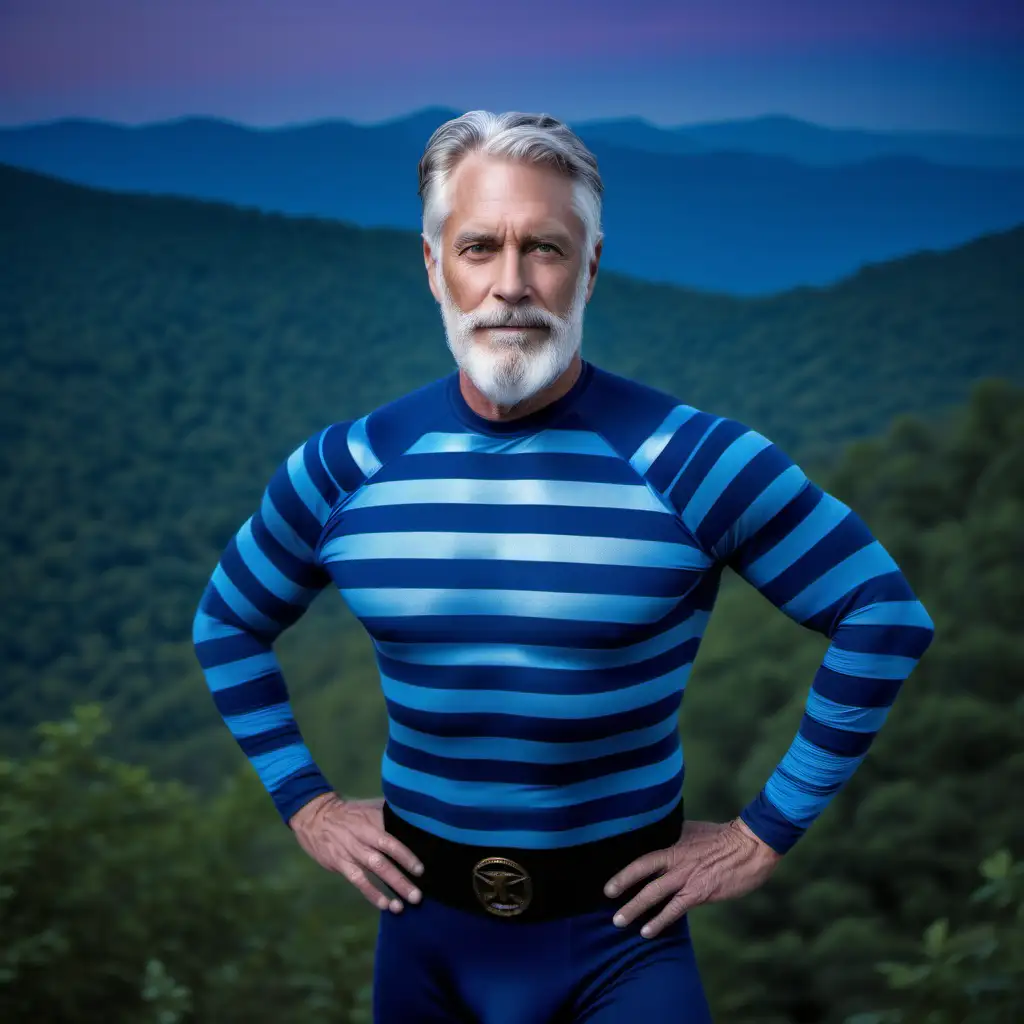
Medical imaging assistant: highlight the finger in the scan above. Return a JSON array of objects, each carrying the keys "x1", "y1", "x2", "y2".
[
  {"x1": 360, "y1": 845, "x2": 423, "y2": 907},
  {"x1": 339, "y1": 861, "x2": 393, "y2": 913},
  {"x1": 637, "y1": 892, "x2": 691, "y2": 939},
  {"x1": 374, "y1": 830, "x2": 425, "y2": 879},
  {"x1": 604, "y1": 849, "x2": 668, "y2": 898},
  {"x1": 612, "y1": 872, "x2": 676, "y2": 929}
]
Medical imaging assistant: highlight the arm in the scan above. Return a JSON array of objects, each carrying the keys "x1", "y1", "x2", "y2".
[
  {"x1": 191, "y1": 424, "x2": 351, "y2": 826},
  {"x1": 674, "y1": 419, "x2": 936, "y2": 854}
]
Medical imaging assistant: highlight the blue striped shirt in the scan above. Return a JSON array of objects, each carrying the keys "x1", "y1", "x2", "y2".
[{"x1": 192, "y1": 360, "x2": 935, "y2": 853}]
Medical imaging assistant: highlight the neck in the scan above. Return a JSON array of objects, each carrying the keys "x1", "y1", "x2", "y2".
[{"x1": 458, "y1": 352, "x2": 583, "y2": 423}]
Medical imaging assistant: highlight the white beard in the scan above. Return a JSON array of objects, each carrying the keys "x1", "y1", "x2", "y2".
[{"x1": 435, "y1": 257, "x2": 591, "y2": 408}]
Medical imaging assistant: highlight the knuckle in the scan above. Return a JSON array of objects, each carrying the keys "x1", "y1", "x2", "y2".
[
  {"x1": 680, "y1": 888, "x2": 698, "y2": 907},
  {"x1": 366, "y1": 851, "x2": 385, "y2": 872}
]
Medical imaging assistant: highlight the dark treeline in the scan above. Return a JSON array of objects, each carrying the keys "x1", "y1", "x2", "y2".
[{"x1": 3, "y1": 379, "x2": 1022, "y2": 1023}]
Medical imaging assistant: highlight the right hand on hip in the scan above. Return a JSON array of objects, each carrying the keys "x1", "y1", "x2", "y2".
[{"x1": 289, "y1": 793, "x2": 424, "y2": 913}]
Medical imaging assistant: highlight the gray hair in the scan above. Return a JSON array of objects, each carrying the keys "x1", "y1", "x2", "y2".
[{"x1": 417, "y1": 110, "x2": 604, "y2": 266}]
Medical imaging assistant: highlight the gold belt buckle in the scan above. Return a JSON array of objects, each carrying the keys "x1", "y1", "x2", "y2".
[{"x1": 472, "y1": 855, "x2": 533, "y2": 917}]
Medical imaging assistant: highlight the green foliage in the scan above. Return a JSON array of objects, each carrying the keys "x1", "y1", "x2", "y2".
[
  {"x1": 0, "y1": 705, "x2": 378, "y2": 1024},
  {"x1": 847, "y1": 851, "x2": 1024, "y2": 1024}
]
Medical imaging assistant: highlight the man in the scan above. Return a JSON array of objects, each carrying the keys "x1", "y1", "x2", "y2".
[{"x1": 192, "y1": 110, "x2": 935, "y2": 1022}]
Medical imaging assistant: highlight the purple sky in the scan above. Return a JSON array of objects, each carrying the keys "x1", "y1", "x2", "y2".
[{"x1": 1, "y1": 0, "x2": 1022, "y2": 132}]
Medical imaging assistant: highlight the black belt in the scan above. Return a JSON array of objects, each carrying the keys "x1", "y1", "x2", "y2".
[{"x1": 382, "y1": 798, "x2": 684, "y2": 922}]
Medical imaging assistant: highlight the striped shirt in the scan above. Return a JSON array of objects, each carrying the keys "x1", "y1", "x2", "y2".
[{"x1": 191, "y1": 360, "x2": 935, "y2": 853}]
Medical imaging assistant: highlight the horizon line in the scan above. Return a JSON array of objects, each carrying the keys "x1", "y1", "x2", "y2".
[{"x1": 3, "y1": 108, "x2": 1023, "y2": 141}]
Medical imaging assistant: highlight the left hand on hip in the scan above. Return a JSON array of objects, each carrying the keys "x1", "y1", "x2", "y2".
[{"x1": 603, "y1": 817, "x2": 782, "y2": 938}]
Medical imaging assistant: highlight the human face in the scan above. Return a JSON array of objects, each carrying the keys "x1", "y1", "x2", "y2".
[{"x1": 425, "y1": 153, "x2": 599, "y2": 408}]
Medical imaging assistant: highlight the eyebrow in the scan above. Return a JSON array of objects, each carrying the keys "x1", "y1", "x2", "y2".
[{"x1": 452, "y1": 229, "x2": 575, "y2": 251}]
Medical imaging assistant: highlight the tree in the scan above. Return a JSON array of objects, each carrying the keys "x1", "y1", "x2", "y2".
[
  {"x1": 0, "y1": 704, "x2": 378, "y2": 1024},
  {"x1": 848, "y1": 850, "x2": 1024, "y2": 1024}
]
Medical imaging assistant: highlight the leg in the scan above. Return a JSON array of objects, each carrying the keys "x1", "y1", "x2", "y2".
[
  {"x1": 567, "y1": 908, "x2": 713, "y2": 1023},
  {"x1": 374, "y1": 894, "x2": 577, "y2": 1024},
  {"x1": 372, "y1": 900, "x2": 475, "y2": 1023}
]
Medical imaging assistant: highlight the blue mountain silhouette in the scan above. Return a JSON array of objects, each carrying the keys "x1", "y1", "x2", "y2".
[{"x1": 2, "y1": 109, "x2": 1022, "y2": 294}]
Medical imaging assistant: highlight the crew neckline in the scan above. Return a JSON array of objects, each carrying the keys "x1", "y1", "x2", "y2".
[{"x1": 446, "y1": 359, "x2": 596, "y2": 437}]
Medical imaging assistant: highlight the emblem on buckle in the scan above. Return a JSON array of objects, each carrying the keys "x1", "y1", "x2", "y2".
[{"x1": 472, "y1": 856, "x2": 533, "y2": 917}]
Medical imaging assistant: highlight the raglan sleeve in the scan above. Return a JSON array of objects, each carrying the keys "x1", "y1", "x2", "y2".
[
  {"x1": 190, "y1": 423, "x2": 352, "y2": 826},
  {"x1": 673, "y1": 418, "x2": 935, "y2": 855}
]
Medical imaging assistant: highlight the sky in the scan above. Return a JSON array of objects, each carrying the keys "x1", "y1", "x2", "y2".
[{"x1": 1, "y1": 0, "x2": 1022, "y2": 133}]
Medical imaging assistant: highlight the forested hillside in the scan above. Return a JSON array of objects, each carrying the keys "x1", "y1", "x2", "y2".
[
  {"x1": 1, "y1": 162, "x2": 1022, "y2": 777},
  {"x1": 3, "y1": 380, "x2": 1021, "y2": 1023}
]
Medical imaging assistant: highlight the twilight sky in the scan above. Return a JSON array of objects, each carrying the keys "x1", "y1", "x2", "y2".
[{"x1": 1, "y1": 0, "x2": 1022, "y2": 132}]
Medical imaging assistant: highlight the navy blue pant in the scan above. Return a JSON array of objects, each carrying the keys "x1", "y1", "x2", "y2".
[{"x1": 372, "y1": 894, "x2": 713, "y2": 1023}]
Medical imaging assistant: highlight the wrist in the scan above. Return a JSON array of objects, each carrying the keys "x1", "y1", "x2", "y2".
[
  {"x1": 288, "y1": 791, "x2": 339, "y2": 831},
  {"x1": 738, "y1": 794, "x2": 804, "y2": 855},
  {"x1": 730, "y1": 816, "x2": 783, "y2": 862}
]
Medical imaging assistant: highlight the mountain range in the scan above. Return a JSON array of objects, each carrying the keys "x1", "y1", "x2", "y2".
[
  {"x1": 575, "y1": 111, "x2": 1024, "y2": 168},
  {"x1": 2, "y1": 109, "x2": 1023, "y2": 296}
]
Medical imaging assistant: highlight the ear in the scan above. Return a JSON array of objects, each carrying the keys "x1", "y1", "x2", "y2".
[
  {"x1": 423, "y1": 235, "x2": 442, "y2": 304},
  {"x1": 585, "y1": 236, "x2": 603, "y2": 302}
]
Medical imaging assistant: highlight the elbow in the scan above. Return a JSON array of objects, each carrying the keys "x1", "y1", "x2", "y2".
[
  {"x1": 191, "y1": 605, "x2": 206, "y2": 649},
  {"x1": 912, "y1": 596, "x2": 937, "y2": 657},
  {"x1": 921, "y1": 603, "x2": 936, "y2": 648},
  {"x1": 191, "y1": 582, "x2": 220, "y2": 650},
  {"x1": 191, "y1": 582, "x2": 275, "y2": 650}
]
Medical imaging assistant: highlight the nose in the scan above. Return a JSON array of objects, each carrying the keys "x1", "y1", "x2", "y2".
[{"x1": 491, "y1": 246, "x2": 530, "y2": 306}]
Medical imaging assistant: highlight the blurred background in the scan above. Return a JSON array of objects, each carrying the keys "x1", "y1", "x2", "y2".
[{"x1": 1, "y1": 1, "x2": 1022, "y2": 1021}]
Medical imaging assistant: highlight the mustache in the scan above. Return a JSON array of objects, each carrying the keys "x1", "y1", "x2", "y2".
[{"x1": 473, "y1": 308, "x2": 554, "y2": 329}]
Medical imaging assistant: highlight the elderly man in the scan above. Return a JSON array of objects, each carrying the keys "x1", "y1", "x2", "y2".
[{"x1": 192, "y1": 110, "x2": 935, "y2": 1022}]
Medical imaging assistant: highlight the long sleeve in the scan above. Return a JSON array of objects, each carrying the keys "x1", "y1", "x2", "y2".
[
  {"x1": 191, "y1": 423, "x2": 353, "y2": 825},
  {"x1": 669, "y1": 417, "x2": 935, "y2": 854}
]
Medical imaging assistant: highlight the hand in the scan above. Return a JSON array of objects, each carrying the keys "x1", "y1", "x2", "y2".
[
  {"x1": 289, "y1": 793, "x2": 425, "y2": 914},
  {"x1": 603, "y1": 817, "x2": 781, "y2": 939}
]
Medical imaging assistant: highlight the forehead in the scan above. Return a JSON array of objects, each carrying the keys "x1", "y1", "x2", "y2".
[{"x1": 444, "y1": 152, "x2": 581, "y2": 236}]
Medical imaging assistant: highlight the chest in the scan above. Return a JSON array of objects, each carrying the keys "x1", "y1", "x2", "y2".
[{"x1": 316, "y1": 463, "x2": 715, "y2": 646}]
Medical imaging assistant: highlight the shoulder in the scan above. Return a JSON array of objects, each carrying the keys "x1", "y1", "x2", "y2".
[
  {"x1": 316, "y1": 372, "x2": 455, "y2": 492},
  {"x1": 580, "y1": 363, "x2": 683, "y2": 430},
  {"x1": 362, "y1": 373, "x2": 454, "y2": 462},
  {"x1": 572, "y1": 363, "x2": 689, "y2": 461},
  {"x1": 651, "y1": 409, "x2": 809, "y2": 560},
  {"x1": 581, "y1": 365, "x2": 808, "y2": 555},
  {"x1": 577, "y1": 363, "x2": 725, "y2": 481}
]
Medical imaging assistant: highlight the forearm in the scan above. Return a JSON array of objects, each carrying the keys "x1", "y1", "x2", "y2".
[
  {"x1": 192, "y1": 597, "x2": 334, "y2": 825},
  {"x1": 740, "y1": 597, "x2": 935, "y2": 854},
  {"x1": 189, "y1": 427, "x2": 358, "y2": 824}
]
